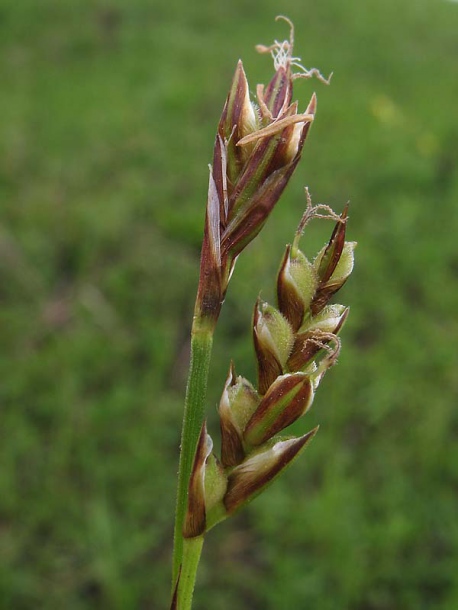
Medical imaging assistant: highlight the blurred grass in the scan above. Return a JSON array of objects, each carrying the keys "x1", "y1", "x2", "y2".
[{"x1": 1, "y1": 0, "x2": 458, "y2": 608}]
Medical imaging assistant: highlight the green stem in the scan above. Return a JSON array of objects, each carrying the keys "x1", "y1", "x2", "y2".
[
  {"x1": 172, "y1": 318, "x2": 214, "y2": 602},
  {"x1": 174, "y1": 537, "x2": 204, "y2": 610}
]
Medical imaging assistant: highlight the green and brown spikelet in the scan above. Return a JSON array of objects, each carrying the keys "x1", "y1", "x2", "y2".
[
  {"x1": 194, "y1": 16, "x2": 331, "y2": 332},
  {"x1": 185, "y1": 191, "x2": 356, "y2": 535},
  {"x1": 173, "y1": 18, "x2": 353, "y2": 610}
]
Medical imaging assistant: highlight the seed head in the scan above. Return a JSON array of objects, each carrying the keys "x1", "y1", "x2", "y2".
[{"x1": 195, "y1": 19, "x2": 327, "y2": 330}]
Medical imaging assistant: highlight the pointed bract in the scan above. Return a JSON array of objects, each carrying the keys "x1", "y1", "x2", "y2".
[
  {"x1": 219, "y1": 363, "x2": 260, "y2": 467},
  {"x1": 315, "y1": 205, "x2": 348, "y2": 284},
  {"x1": 253, "y1": 299, "x2": 294, "y2": 394},
  {"x1": 224, "y1": 428, "x2": 319, "y2": 515},
  {"x1": 262, "y1": 65, "x2": 292, "y2": 118},
  {"x1": 218, "y1": 61, "x2": 258, "y2": 189},
  {"x1": 183, "y1": 423, "x2": 213, "y2": 538},
  {"x1": 311, "y1": 240, "x2": 356, "y2": 315},
  {"x1": 277, "y1": 245, "x2": 318, "y2": 331},
  {"x1": 244, "y1": 373, "x2": 314, "y2": 446},
  {"x1": 203, "y1": 452, "x2": 228, "y2": 531},
  {"x1": 309, "y1": 206, "x2": 356, "y2": 316},
  {"x1": 194, "y1": 157, "x2": 225, "y2": 331}
]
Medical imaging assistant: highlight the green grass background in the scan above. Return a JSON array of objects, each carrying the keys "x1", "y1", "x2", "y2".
[{"x1": 1, "y1": 0, "x2": 457, "y2": 608}]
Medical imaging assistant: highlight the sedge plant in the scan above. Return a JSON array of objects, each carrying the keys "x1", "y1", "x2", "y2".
[{"x1": 171, "y1": 17, "x2": 356, "y2": 609}]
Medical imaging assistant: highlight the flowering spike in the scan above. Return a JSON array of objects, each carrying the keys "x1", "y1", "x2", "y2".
[
  {"x1": 244, "y1": 373, "x2": 314, "y2": 446},
  {"x1": 224, "y1": 428, "x2": 319, "y2": 515},
  {"x1": 171, "y1": 18, "x2": 353, "y2": 608},
  {"x1": 194, "y1": 32, "x2": 322, "y2": 331}
]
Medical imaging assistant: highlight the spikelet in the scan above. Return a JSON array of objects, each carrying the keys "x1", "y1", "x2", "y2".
[{"x1": 185, "y1": 191, "x2": 355, "y2": 532}]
